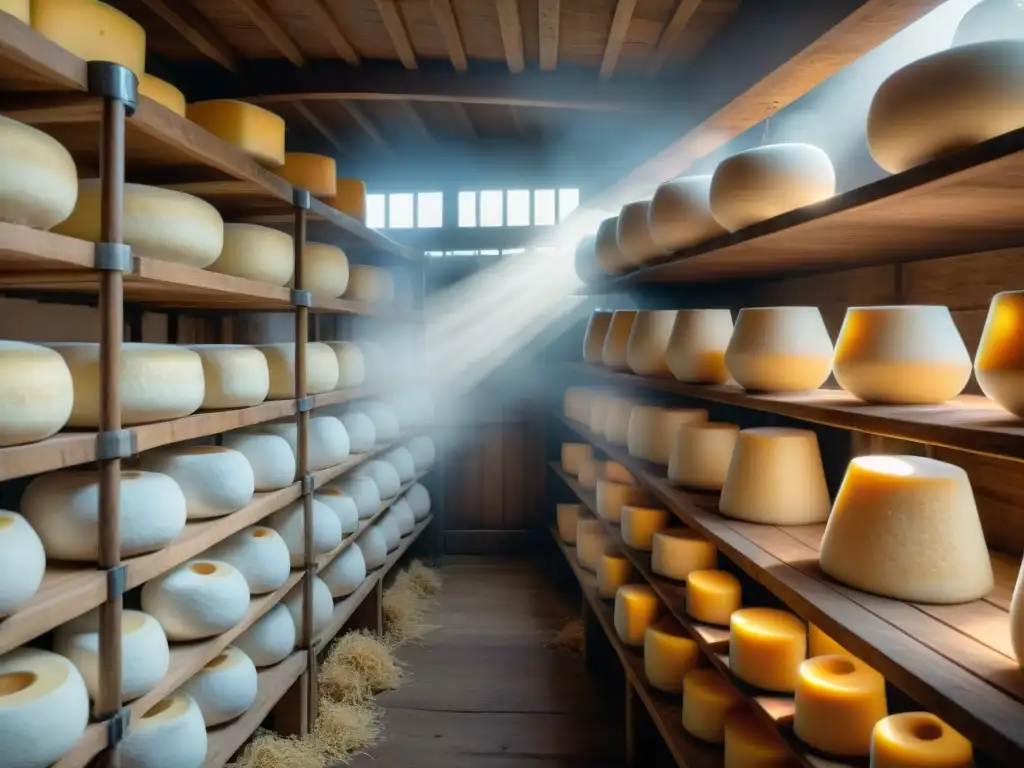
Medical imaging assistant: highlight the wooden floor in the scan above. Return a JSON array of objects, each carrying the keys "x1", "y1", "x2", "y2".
[{"x1": 349, "y1": 557, "x2": 626, "y2": 767}]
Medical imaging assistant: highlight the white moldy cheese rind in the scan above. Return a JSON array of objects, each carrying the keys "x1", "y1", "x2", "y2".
[
  {"x1": 649, "y1": 175, "x2": 726, "y2": 252},
  {"x1": 627, "y1": 405, "x2": 707, "y2": 465},
  {"x1": 725, "y1": 306, "x2": 833, "y2": 393},
  {"x1": 626, "y1": 310, "x2": 678, "y2": 377},
  {"x1": 601, "y1": 311, "x2": 638, "y2": 370}
]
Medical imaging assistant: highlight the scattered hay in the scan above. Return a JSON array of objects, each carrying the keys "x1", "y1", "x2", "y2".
[
  {"x1": 318, "y1": 659, "x2": 373, "y2": 707},
  {"x1": 548, "y1": 618, "x2": 584, "y2": 653},
  {"x1": 405, "y1": 560, "x2": 443, "y2": 597},
  {"x1": 321, "y1": 629, "x2": 404, "y2": 701},
  {"x1": 312, "y1": 698, "x2": 382, "y2": 761},
  {"x1": 228, "y1": 730, "x2": 326, "y2": 768},
  {"x1": 383, "y1": 574, "x2": 437, "y2": 643}
]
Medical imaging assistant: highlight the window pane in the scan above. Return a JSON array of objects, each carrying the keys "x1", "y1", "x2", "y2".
[
  {"x1": 417, "y1": 191, "x2": 443, "y2": 228},
  {"x1": 534, "y1": 189, "x2": 556, "y2": 225},
  {"x1": 388, "y1": 193, "x2": 414, "y2": 229},
  {"x1": 558, "y1": 188, "x2": 580, "y2": 221},
  {"x1": 506, "y1": 189, "x2": 530, "y2": 227},
  {"x1": 458, "y1": 191, "x2": 477, "y2": 227},
  {"x1": 480, "y1": 249, "x2": 500, "y2": 256},
  {"x1": 480, "y1": 190, "x2": 503, "y2": 227},
  {"x1": 366, "y1": 194, "x2": 386, "y2": 229},
  {"x1": 425, "y1": 250, "x2": 444, "y2": 258}
]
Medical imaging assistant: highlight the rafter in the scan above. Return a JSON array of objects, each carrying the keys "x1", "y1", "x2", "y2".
[
  {"x1": 230, "y1": 0, "x2": 306, "y2": 66},
  {"x1": 495, "y1": 0, "x2": 525, "y2": 74},
  {"x1": 341, "y1": 101, "x2": 393, "y2": 153},
  {"x1": 294, "y1": 101, "x2": 346, "y2": 154},
  {"x1": 538, "y1": 0, "x2": 560, "y2": 71},
  {"x1": 450, "y1": 103, "x2": 478, "y2": 139},
  {"x1": 599, "y1": 0, "x2": 639, "y2": 80},
  {"x1": 375, "y1": 0, "x2": 418, "y2": 69},
  {"x1": 139, "y1": 0, "x2": 238, "y2": 71},
  {"x1": 401, "y1": 101, "x2": 435, "y2": 143},
  {"x1": 648, "y1": 0, "x2": 704, "y2": 73},
  {"x1": 305, "y1": 0, "x2": 360, "y2": 65},
  {"x1": 430, "y1": 0, "x2": 468, "y2": 72}
]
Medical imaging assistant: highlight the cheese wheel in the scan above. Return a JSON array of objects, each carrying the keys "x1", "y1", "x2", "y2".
[
  {"x1": 346, "y1": 264, "x2": 395, "y2": 304},
  {"x1": 0, "y1": 341, "x2": 73, "y2": 447},
  {"x1": 730, "y1": 608, "x2": 807, "y2": 692},
  {"x1": 687, "y1": 569, "x2": 741, "y2": 625},
  {"x1": 644, "y1": 618, "x2": 698, "y2": 693},
  {"x1": 0, "y1": 115, "x2": 78, "y2": 231},
  {"x1": 120, "y1": 692, "x2": 207, "y2": 768},
  {"x1": 406, "y1": 435, "x2": 435, "y2": 471},
  {"x1": 358, "y1": 460, "x2": 402, "y2": 499},
  {"x1": 55, "y1": 180, "x2": 224, "y2": 269},
  {"x1": 258, "y1": 342, "x2": 339, "y2": 398},
  {"x1": 337, "y1": 410, "x2": 375, "y2": 453},
  {"x1": 384, "y1": 446, "x2": 416, "y2": 483},
  {"x1": 0, "y1": 0, "x2": 28, "y2": 22},
  {"x1": 561, "y1": 443, "x2": 592, "y2": 477},
  {"x1": 583, "y1": 310, "x2": 613, "y2": 364},
  {"x1": 139, "y1": 445, "x2": 255, "y2": 520},
  {"x1": 595, "y1": 216, "x2": 628, "y2": 275},
  {"x1": 268, "y1": 499, "x2": 343, "y2": 567},
  {"x1": 32, "y1": 0, "x2": 145, "y2": 75},
  {"x1": 603, "y1": 395, "x2": 638, "y2": 445},
  {"x1": 794, "y1": 655, "x2": 887, "y2": 756},
  {"x1": 710, "y1": 143, "x2": 835, "y2": 231},
  {"x1": 22, "y1": 469, "x2": 186, "y2": 561},
  {"x1": 141, "y1": 560, "x2": 250, "y2": 641},
  {"x1": 578, "y1": 457, "x2": 598, "y2": 490},
  {"x1": 138, "y1": 75, "x2": 185, "y2": 117},
  {"x1": 235, "y1": 604, "x2": 295, "y2": 668},
  {"x1": 620, "y1": 505, "x2": 669, "y2": 551},
  {"x1": 834, "y1": 306, "x2": 971, "y2": 404},
  {"x1": 0, "y1": 647, "x2": 89, "y2": 768},
  {"x1": 682, "y1": 668, "x2": 744, "y2": 743},
  {"x1": 297, "y1": 241, "x2": 349, "y2": 298},
  {"x1": 626, "y1": 310, "x2": 677, "y2": 376},
  {"x1": 278, "y1": 153, "x2": 337, "y2": 198},
  {"x1": 390, "y1": 498, "x2": 416, "y2": 536},
  {"x1": 0, "y1": 511, "x2": 45, "y2": 616},
  {"x1": 351, "y1": 400, "x2": 400, "y2": 440},
  {"x1": 316, "y1": 488, "x2": 360, "y2": 536},
  {"x1": 325, "y1": 341, "x2": 366, "y2": 389},
  {"x1": 405, "y1": 482, "x2": 432, "y2": 521},
  {"x1": 577, "y1": 518, "x2": 610, "y2": 572},
  {"x1": 185, "y1": 344, "x2": 270, "y2": 409},
  {"x1": 652, "y1": 529, "x2": 717, "y2": 582},
  {"x1": 975, "y1": 290, "x2": 1024, "y2": 416},
  {"x1": 586, "y1": 391, "x2": 611, "y2": 434},
  {"x1": 725, "y1": 307, "x2": 833, "y2": 392},
  {"x1": 377, "y1": 514, "x2": 400, "y2": 552},
  {"x1": 870, "y1": 713, "x2": 973, "y2": 768},
  {"x1": 601, "y1": 462, "x2": 635, "y2": 485},
  {"x1": 210, "y1": 224, "x2": 294, "y2": 286},
  {"x1": 321, "y1": 544, "x2": 367, "y2": 598},
  {"x1": 220, "y1": 432, "x2": 294, "y2": 491},
  {"x1": 617, "y1": 201, "x2": 660, "y2": 266},
  {"x1": 323, "y1": 178, "x2": 367, "y2": 221},
  {"x1": 356, "y1": 526, "x2": 387, "y2": 570},
  {"x1": 720, "y1": 427, "x2": 831, "y2": 525},
  {"x1": 597, "y1": 551, "x2": 632, "y2": 599},
  {"x1": 49, "y1": 342, "x2": 205, "y2": 426},
  {"x1": 809, "y1": 623, "x2": 850, "y2": 658},
  {"x1": 284, "y1": 576, "x2": 333, "y2": 645},
  {"x1": 868, "y1": 41, "x2": 1024, "y2": 174},
  {"x1": 819, "y1": 455, "x2": 993, "y2": 604},
  {"x1": 205, "y1": 526, "x2": 291, "y2": 595},
  {"x1": 187, "y1": 100, "x2": 285, "y2": 167},
  {"x1": 666, "y1": 308, "x2": 735, "y2": 384},
  {"x1": 628, "y1": 405, "x2": 708, "y2": 464},
  {"x1": 563, "y1": 386, "x2": 593, "y2": 426},
  {"x1": 601, "y1": 310, "x2": 638, "y2": 370},
  {"x1": 329, "y1": 475, "x2": 381, "y2": 520},
  {"x1": 180, "y1": 646, "x2": 257, "y2": 728},
  {"x1": 613, "y1": 584, "x2": 660, "y2": 646},
  {"x1": 596, "y1": 479, "x2": 651, "y2": 523},
  {"x1": 557, "y1": 503, "x2": 581, "y2": 544},
  {"x1": 953, "y1": 0, "x2": 1024, "y2": 46},
  {"x1": 574, "y1": 234, "x2": 600, "y2": 283},
  {"x1": 669, "y1": 422, "x2": 739, "y2": 491},
  {"x1": 724, "y1": 707, "x2": 791, "y2": 768},
  {"x1": 649, "y1": 175, "x2": 728, "y2": 252}
]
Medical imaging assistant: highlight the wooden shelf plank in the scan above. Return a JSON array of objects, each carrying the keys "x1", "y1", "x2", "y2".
[
  {"x1": 0, "y1": 564, "x2": 106, "y2": 655},
  {"x1": 310, "y1": 430, "x2": 426, "y2": 489},
  {"x1": 0, "y1": 431, "x2": 98, "y2": 482},
  {"x1": 133, "y1": 400, "x2": 299, "y2": 454},
  {"x1": 0, "y1": 11, "x2": 87, "y2": 92}
]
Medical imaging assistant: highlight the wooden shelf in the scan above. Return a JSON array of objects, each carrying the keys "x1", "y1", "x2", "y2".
[
  {"x1": 310, "y1": 431, "x2": 425, "y2": 489},
  {"x1": 569, "y1": 364, "x2": 1024, "y2": 465},
  {"x1": 559, "y1": 416, "x2": 1024, "y2": 762}
]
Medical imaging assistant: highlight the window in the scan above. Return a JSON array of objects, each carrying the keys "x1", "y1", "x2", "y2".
[
  {"x1": 366, "y1": 194, "x2": 386, "y2": 229},
  {"x1": 417, "y1": 192, "x2": 443, "y2": 228},
  {"x1": 534, "y1": 189, "x2": 556, "y2": 226},
  {"x1": 458, "y1": 191, "x2": 477, "y2": 227},
  {"x1": 502, "y1": 248, "x2": 526, "y2": 256},
  {"x1": 506, "y1": 190, "x2": 531, "y2": 227},
  {"x1": 480, "y1": 190, "x2": 504, "y2": 227},
  {"x1": 425, "y1": 250, "x2": 444, "y2": 258},
  {"x1": 480, "y1": 249, "x2": 500, "y2": 256},
  {"x1": 388, "y1": 193, "x2": 414, "y2": 229},
  {"x1": 558, "y1": 188, "x2": 580, "y2": 221}
]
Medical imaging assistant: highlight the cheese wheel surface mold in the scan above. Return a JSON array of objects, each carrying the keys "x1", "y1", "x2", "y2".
[
  {"x1": 665, "y1": 308, "x2": 735, "y2": 384},
  {"x1": 32, "y1": 0, "x2": 145, "y2": 74},
  {"x1": 258, "y1": 342, "x2": 339, "y2": 398},
  {"x1": 210, "y1": 223, "x2": 293, "y2": 286},
  {"x1": 356, "y1": 526, "x2": 388, "y2": 570},
  {"x1": 649, "y1": 175, "x2": 727, "y2": 252},
  {"x1": 710, "y1": 143, "x2": 836, "y2": 231},
  {"x1": 235, "y1": 603, "x2": 295, "y2": 667},
  {"x1": 120, "y1": 691, "x2": 207, "y2": 768},
  {"x1": 809, "y1": 623, "x2": 850, "y2": 658},
  {"x1": 868, "y1": 40, "x2": 1024, "y2": 174},
  {"x1": 574, "y1": 234, "x2": 600, "y2": 283},
  {"x1": 346, "y1": 264, "x2": 395, "y2": 304},
  {"x1": 682, "y1": 668, "x2": 744, "y2": 744},
  {"x1": 0, "y1": 0, "x2": 28, "y2": 22},
  {"x1": 139, "y1": 445, "x2": 255, "y2": 520},
  {"x1": 628, "y1": 405, "x2": 708, "y2": 464},
  {"x1": 724, "y1": 707, "x2": 792, "y2": 768},
  {"x1": 321, "y1": 543, "x2": 367, "y2": 598},
  {"x1": 598, "y1": 552, "x2": 632, "y2": 599},
  {"x1": 316, "y1": 488, "x2": 360, "y2": 535},
  {"x1": 557, "y1": 503, "x2": 581, "y2": 544},
  {"x1": 819, "y1": 455, "x2": 993, "y2": 603},
  {"x1": 285, "y1": 576, "x2": 333, "y2": 645},
  {"x1": 0, "y1": 511, "x2": 45, "y2": 616},
  {"x1": 220, "y1": 432, "x2": 295, "y2": 491},
  {"x1": 21, "y1": 469, "x2": 186, "y2": 561},
  {"x1": 358, "y1": 460, "x2": 402, "y2": 499},
  {"x1": 187, "y1": 99, "x2": 285, "y2": 167},
  {"x1": 620, "y1": 505, "x2": 669, "y2": 551},
  {"x1": 601, "y1": 310, "x2": 638, "y2": 370},
  {"x1": 56, "y1": 180, "x2": 224, "y2": 268},
  {"x1": 603, "y1": 395, "x2": 638, "y2": 445},
  {"x1": 330, "y1": 475, "x2": 382, "y2": 520},
  {"x1": 278, "y1": 153, "x2": 337, "y2": 198},
  {"x1": 141, "y1": 560, "x2": 250, "y2": 641},
  {"x1": 725, "y1": 306, "x2": 833, "y2": 392},
  {"x1": 730, "y1": 608, "x2": 807, "y2": 692},
  {"x1": 687, "y1": 569, "x2": 741, "y2": 625},
  {"x1": 406, "y1": 482, "x2": 432, "y2": 521},
  {"x1": 0, "y1": 115, "x2": 79, "y2": 231},
  {"x1": 652, "y1": 528, "x2": 717, "y2": 582},
  {"x1": 794, "y1": 654, "x2": 887, "y2": 757},
  {"x1": 617, "y1": 201, "x2": 660, "y2": 266},
  {"x1": 297, "y1": 241, "x2": 349, "y2": 298},
  {"x1": 595, "y1": 216, "x2": 628, "y2": 275},
  {"x1": 334, "y1": 410, "x2": 375, "y2": 453},
  {"x1": 953, "y1": 0, "x2": 1024, "y2": 47},
  {"x1": 377, "y1": 514, "x2": 400, "y2": 552},
  {"x1": 720, "y1": 427, "x2": 831, "y2": 525},
  {"x1": 669, "y1": 421, "x2": 740, "y2": 491},
  {"x1": 407, "y1": 435, "x2": 436, "y2": 471},
  {"x1": 49, "y1": 342, "x2": 205, "y2": 427},
  {"x1": 577, "y1": 518, "x2": 610, "y2": 572},
  {"x1": 596, "y1": 478, "x2": 651, "y2": 523},
  {"x1": 352, "y1": 399, "x2": 400, "y2": 441},
  {"x1": 834, "y1": 306, "x2": 971, "y2": 404},
  {"x1": 325, "y1": 341, "x2": 366, "y2": 389},
  {"x1": 0, "y1": 647, "x2": 90, "y2": 768},
  {"x1": 181, "y1": 646, "x2": 258, "y2": 727},
  {"x1": 204, "y1": 526, "x2": 291, "y2": 595},
  {"x1": 644, "y1": 618, "x2": 698, "y2": 693},
  {"x1": 389, "y1": 498, "x2": 416, "y2": 536},
  {"x1": 583, "y1": 310, "x2": 614, "y2": 364},
  {"x1": 0, "y1": 341, "x2": 74, "y2": 447},
  {"x1": 323, "y1": 178, "x2": 367, "y2": 221},
  {"x1": 185, "y1": 344, "x2": 270, "y2": 409},
  {"x1": 54, "y1": 608, "x2": 169, "y2": 702},
  {"x1": 870, "y1": 712, "x2": 973, "y2": 768},
  {"x1": 627, "y1": 310, "x2": 678, "y2": 376},
  {"x1": 138, "y1": 74, "x2": 185, "y2": 116},
  {"x1": 268, "y1": 498, "x2": 343, "y2": 567},
  {"x1": 975, "y1": 290, "x2": 1024, "y2": 416},
  {"x1": 385, "y1": 446, "x2": 417, "y2": 483},
  {"x1": 613, "y1": 584, "x2": 661, "y2": 646}
]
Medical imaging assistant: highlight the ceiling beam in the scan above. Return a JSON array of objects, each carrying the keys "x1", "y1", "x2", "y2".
[
  {"x1": 510, "y1": 105, "x2": 527, "y2": 139},
  {"x1": 305, "y1": 0, "x2": 360, "y2": 65},
  {"x1": 294, "y1": 101, "x2": 347, "y2": 154},
  {"x1": 495, "y1": 0, "x2": 525, "y2": 74},
  {"x1": 600, "y1": 0, "x2": 639, "y2": 80},
  {"x1": 401, "y1": 101, "x2": 435, "y2": 143},
  {"x1": 450, "y1": 103, "x2": 478, "y2": 139},
  {"x1": 230, "y1": 0, "x2": 306, "y2": 66},
  {"x1": 538, "y1": 0, "x2": 560, "y2": 71},
  {"x1": 139, "y1": 0, "x2": 238, "y2": 72},
  {"x1": 375, "y1": 0, "x2": 418, "y2": 69},
  {"x1": 341, "y1": 101, "x2": 393, "y2": 154},
  {"x1": 648, "y1": 0, "x2": 704, "y2": 74},
  {"x1": 430, "y1": 0, "x2": 468, "y2": 72}
]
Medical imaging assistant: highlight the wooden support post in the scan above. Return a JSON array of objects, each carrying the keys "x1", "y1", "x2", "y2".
[
  {"x1": 271, "y1": 659, "x2": 310, "y2": 737},
  {"x1": 581, "y1": 596, "x2": 601, "y2": 674},
  {"x1": 624, "y1": 679, "x2": 659, "y2": 767},
  {"x1": 349, "y1": 578, "x2": 384, "y2": 636}
]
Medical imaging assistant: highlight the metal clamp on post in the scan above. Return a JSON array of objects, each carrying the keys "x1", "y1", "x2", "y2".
[
  {"x1": 106, "y1": 707, "x2": 131, "y2": 747},
  {"x1": 291, "y1": 289, "x2": 312, "y2": 308},
  {"x1": 292, "y1": 187, "x2": 312, "y2": 210},
  {"x1": 93, "y1": 242, "x2": 132, "y2": 273},
  {"x1": 301, "y1": 473, "x2": 314, "y2": 495},
  {"x1": 96, "y1": 429, "x2": 137, "y2": 461},
  {"x1": 106, "y1": 564, "x2": 127, "y2": 599},
  {"x1": 297, "y1": 396, "x2": 313, "y2": 413},
  {"x1": 87, "y1": 61, "x2": 139, "y2": 116}
]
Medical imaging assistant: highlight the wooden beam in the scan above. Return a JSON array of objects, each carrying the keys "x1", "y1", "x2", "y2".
[
  {"x1": 294, "y1": 101, "x2": 346, "y2": 154},
  {"x1": 305, "y1": 0, "x2": 360, "y2": 65},
  {"x1": 538, "y1": 0, "x2": 560, "y2": 71},
  {"x1": 375, "y1": 0, "x2": 418, "y2": 69},
  {"x1": 139, "y1": 0, "x2": 238, "y2": 71},
  {"x1": 230, "y1": 0, "x2": 306, "y2": 66},
  {"x1": 510, "y1": 105, "x2": 527, "y2": 139},
  {"x1": 430, "y1": 0, "x2": 468, "y2": 72},
  {"x1": 495, "y1": 0, "x2": 525, "y2": 74},
  {"x1": 341, "y1": 101, "x2": 393, "y2": 153},
  {"x1": 600, "y1": 0, "x2": 639, "y2": 80},
  {"x1": 450, "y1": 103, "x2": 478, "y2": 139},
  {"x1": 647, "y1": 0, "x2": 704, "y2": 73},
  {"x1": 401, "y1": 101, "x2": 435, "y2": 143}
]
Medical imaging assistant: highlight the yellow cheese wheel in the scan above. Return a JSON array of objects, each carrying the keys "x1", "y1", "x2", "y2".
[
  {"x1": 323, "y1": 178, "x2": 367, "y2": 222},
  {"x1": 587, "y1": 390, "x2": 613, "y2": 434},
  {"x1": 665, "y1": 308, "x2": 735, "y2": 384},
  {"x1": 583, "y1": 310, "x2": 613, "y2": 364},
  {"x1": 563, "y1": 387, "x2": 592, "y2": 424},
  {"x1": 346, "y1": 264, "x2": 395, "y2": 304},
  {"x1": 560, "y1": 443, "x2": 592, "y2": 477},
  {"x1": 724, "y1": 707, "x2": 792, "y2": 768},
  {"x1": 975, "y1": 290, "x2": 1024, "y2": 416},
  {"x1": 809, "y1": 623, "x2": 849, "y2": 658},
  {"x1": 577, "y1": 457, "x2": 598, "y2": 490},
  {"x1": 682, "y1": 668, "x2": 744, "y2": 744},
  {"x1": 819, "y1": 455, "x2": 993, "y2": 604},
  {"x1": 649, "y1": 175, "x2": 727, "y2": 252},
  {"x1": 600, "y1": 462, "x2": 635, "y2": 485},
  {"x1": 794, "y1": 655, "x2": 887, "y2": 757},
  {"x1": 626, "y1": 310, "x2": 677, "y2": 376},
  {"x1": 257, "y1": 342, "x2": 340, "y2": 399},
  {"x1": 620, "y1": 505, "x2": 669, "y2": 551},
  {"x1": 870, "y1": 713, "x2": 973, "y2": 768},
  {"x1": 597, "y1": 552, "x2": 632, "y2": 599},
  {"x1": 278, "y1": 153, "x2": 337, "y2": 198},
  {"x1": 296, "y1": 242, "x2": 349, "y2": 298},
  {"x1": 725, "y1": 306, "x2": 834, "y2": 393},
  {"x1": 603, "y1": 395, "x2": 637, "y2": 445},
  {"x1": 576, "y1": 518, "x2": 610, "y2": 572},
  {"x1": 32, "y1": 0, "x2": 145, "y2": 75},
  {"x1": 643, "y1": 618, "x2": 698, "y2": 693},
  {"x1": 669, "y1": 421, "x2": 739, "y2": 491},
  {"x1": 187, "y1": 100, "x2": 286, "y2": 167},
  {"x1": 210, "y1": 223, "x2": 294, "y2": 286},
  {"x1": 138, "y1": 75, "x2": 185, "y2": 117},
  {"x1": 613, "y1": 584, "x2": 660, "y2": 646},
  {"x1": 730, "y1": 608, "x2": 807, "y2": 692},
  {"x1": 601, "y1": 310, "x2": 637, "y2": 370},
  {"x1": 1, "y1": 0, "x2": 29, "y2": 22},
  {"x1": 0, "y1": 341, "x2": 74, "y2": 446},
  {"x1": 627, "y1": 405, "x2": 707, "y2": 464},
  {"x1": 595, "y1": 216, "x2": 628, "y2": 275},
  {"x1": 557, "y1": 504, "x2": 581, "y2": 544},
  {"x1": 651, "y1": 528, "x2": 717, "y2": 582},
  {"x1": 686, "y1": 569, "x2": 741, "y2": 625},
  {"x1": 0, "y1": 114, "x2": 78, "y2": 231},
  {"x1": 595, "y1": 479, "x2": 650, "y2": 523},
  {"x1": 617, "y1": 201, "x2": 660, "y2": 266}
]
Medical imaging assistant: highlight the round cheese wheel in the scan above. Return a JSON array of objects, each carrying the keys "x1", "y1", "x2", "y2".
[
  {"x1": 687, "y1": 569, "x2": 741, "y2": 625},
  {"x1": 356, "y1": 526, "x2": 388, "y2": 570},
  {"x1": 725, "y1": 307, "x2": 833, "y2": 393},
  {"x1": 574, "y1": 234, "x2": 600, "y2": 283},
  {"x1": 0, "y1": 511, "x2": 45, "y2": 616},
  {"x1": 391, "y1": 498, "x2": 416, "y2": 536},
  {"x1": 602, "y1": 310, "x2": 638, "y2": 370},
  {"x1": 321, "y1": 544, "x2": 367, "y2": 598},
  {"x1": 613, "y1": 584, "x2": 661, "y2": 646},
  {"x1": 336, "y1": 411, "x2": 376, "y2": 453},
  {"x1": 32, "y1": 0, "x2": 145, "y2": 75},
  {"x1": 346, "y1": 264, "x2": 395, "y2": 304},
  {"x1": 597, "y1": 552, "x2": 632, "y2": 599},
  {"x1": 297, "y1": 242, "x2": 349, "y2": 298},
  {"x1": 953, "y1": 0, "x2": 1024, "y2": 47},
  {"x1": 563, "y1": 386, "x2": 592, "y2": 424},
  {"x1": 138, "y1": 75, "x2": 186, "y2": 116},
  {"x1": 186, "y1": 344, "x2": 270, "y2": 409},
  {"x1": 710, "y1": 143, "x2": 835, "y2": 231},
  {"x1": 330, "y1": 475, "x2": 382, "y2": 520},
  {"x1": 794, "y1": 655, "x2": 887, "y2": 757},
  {"x1": 278, "y1": 153, "x2": 337, "y2": 198},
  {"x1": 121, "y1": 692, "x2": 207, "y2": 768},
  {"x1": 315, "y1": 488, "x2": 359, "y2": 536},
  {"x1": 724, "y1": 707, "x2": 791, "y2": 768},
  {"x1": 376, "y1": 514, "x2": 401, "y2": 552},
  {"x1": 644, "y1": 618, "x2": 699, "y2": 693},
  {"x1": 596, "y1": 479, "x2": 651, "y2": 523},
  {"x1": 666, "y1": 308, "x2": 735, "y2": 384},
  {"x1": 0, "y1": 647, "x2": 89, "y2": 768},
  {"x1": 720, "y1": 427, "x2": 831, "y2": 525},
  {"x1": 268, "y1": 499, "x2": 343, "y2": 567},
  {"x1": 139, "y1": 445, "x2": 255, "y2": 520},
  {"x1": 628, "y1": 405, "x2": 708, "y2": 465},
  {"x1": 0, "y1": 341, "x2": 74, "y2": 447},
  {"x1": 0, "y1": 0, "x2": 28, "y2": 22},
  {"x1": 576, "y1": 518, "x2": 610, "y2": 572},
  {"x1": 974, "y1": 290, "x2": 1024, "y2": 416},
  {"x1": 870, "y1": 713, "x2": 973, "y2": 768},
  {"x1": 54, "y1": 608, "x2": 168, "y2": 702},
  {"x1": 181, "y1": 646, "x2": 257, "y2": 727},
  {"x1": 809, "y1": 623, "x2": 850, "y2": 659},
  {"x1": 261, "y1": 415, "x2": 350, "y2": 472},
  {"x1": 141, "y1": 560, "x2": 250, "y2": 641},
  {"x1": 620, "y1": 505, "x2": 669, "y2": 551},
  {"x1": 22, "y1": 469, "x2": 186, "y2": 561},
  {"x1": 561, "y1": 442, "x2": 592, "y2": 477},
  {"x1": 578, "y1": 457, "x2": 598, "y2": 490},
  {"x1": 627, "y1": 310, "x2": 678, "y2": 376},
  {"x1": 595, "y1": 217, "x2": 628, "y2": 275},
  {"x1": 601, "y1": 462, "x2": 635, "y2": 486},
  {"x1": 602, "y1": 395, "x2": 637, "y2": 445},
  {"x1": 649, "y1": 175, "x2": 727, "y2": 252},
  {"x1": 235, "y1": 603, "x2": 295, "y2": 667},
  {"x1": 583, "y1": 310, "x2": 614, "y2": 364},
  {"x1": 325, "y1": 341, "x2": 366, "y2": 388},
  {"x1": 557, "y1": 503, "x2": 581, "y2": 544},
  {"x1": 352, "y1": 400, "x2": 400, "y2": 440},
  {"x1": 220, "y1": 432, "x2": 295, "y2": 491},
  {"x1": 204, "y1": 525, "x2": 291, "y2": 594},
  {"x1": 406, "y1": 435, "x2": 436, "y2": 471},
  {"x1": 405, "y1": 482, "x2": 431, "y2": 521},
  {"x1": 358, "y1": 460, "x2": 401, "y2": 499},
  {"x1": 55, "y1": 180, "x2": 224, "y2": 268},
  {"x1": 323, "y1": 178, "x2": 367, "y2": 221},
  {"x1": 210, "y1": 223, "x2": 294, "y2": 286},
  {"x1": 186, "y1": 100, "x2": 286, "y2": 167},
  {"x1": 617, "y1": 201, "x2": 660, "y2": 266},
  {"x1": 385, "y1": 446, "x2": 417, "y2": 483},
  {"x1": 682, "y1": 668, "x2": 744, "y2": 744},
  {"x1": 834, "y1": 306, "x2": 971, "y2": 404},
  {"x1": 868, "y1": 41, "x2": 1024, "y2": 174},
  {"x1": 258, "y1": 342, "x2": 339, "y2": 398},
  {"x1": 49, "y1": 342, "x2": 205, "y2": 426},
  {"x1": 669, "y1": 422, "x2": 740, "y2": 491},
  {"x1": 820, "y1": 455, "x2": 993, "y2": 603},
  {"x1": 730, "y1": 608, "x2": 807, "y2": 692},
  {"x1": 0, "y1": 115, "x2": 78, "y2": 231},
  {"x1": 652, "y1": 528, "x2": 717, "y2": 582},
  {"x1": 284, "y1": 576, "x2": 333, "y2": 645}
]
